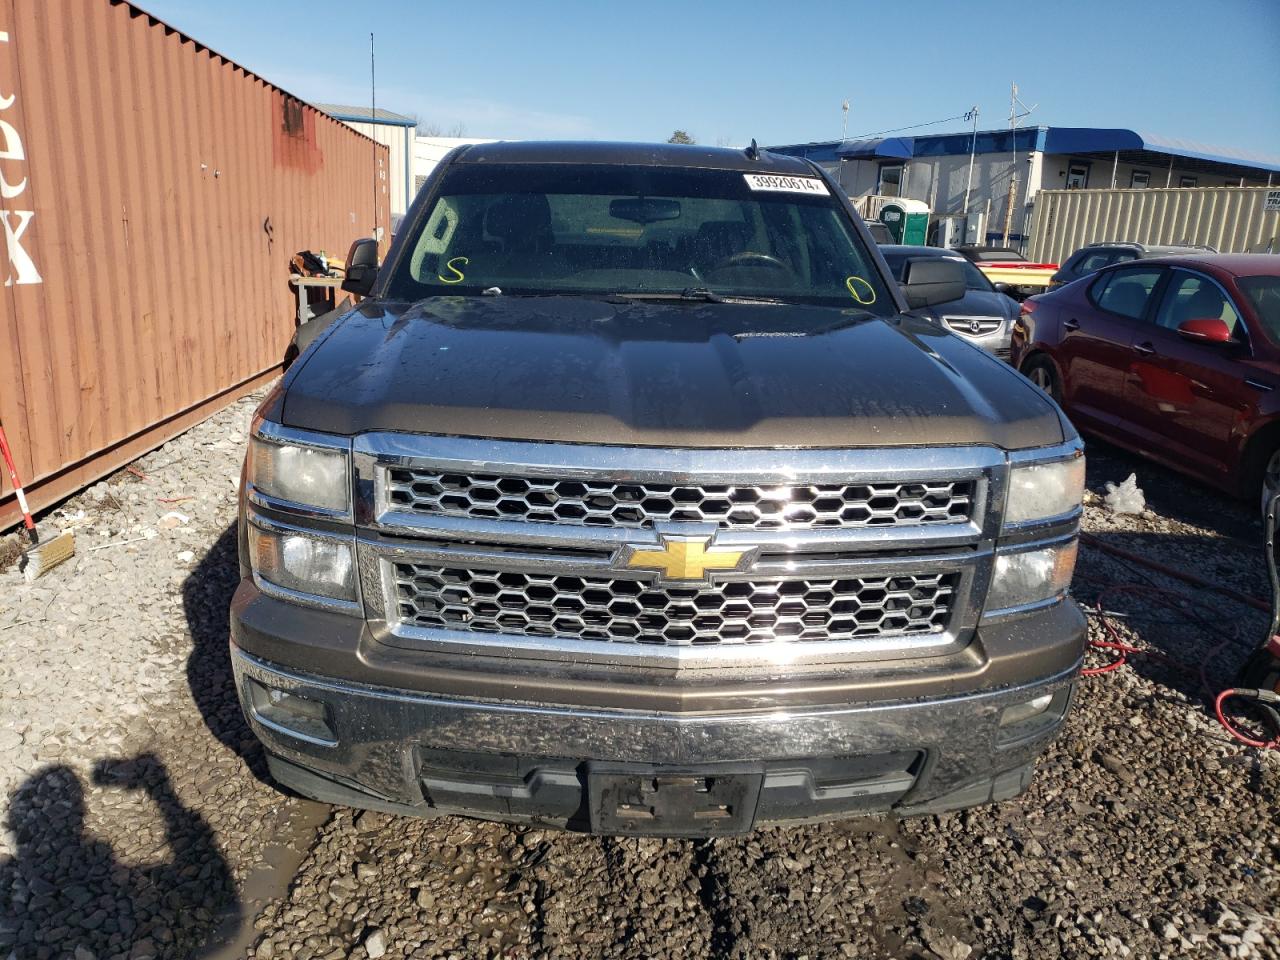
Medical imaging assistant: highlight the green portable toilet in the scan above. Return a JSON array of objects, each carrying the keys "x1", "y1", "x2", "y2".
[{"x1": 878, "y1": 198, "x2": 931, "y2": 245}]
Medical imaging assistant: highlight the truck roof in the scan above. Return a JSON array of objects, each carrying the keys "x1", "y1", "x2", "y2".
[{"x1": 454, "y1": 139, "x2": 818, "y2": 175}]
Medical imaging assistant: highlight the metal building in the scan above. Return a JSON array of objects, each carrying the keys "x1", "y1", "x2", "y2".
[
  {"x1": 770, "y1": 127, "x2": 1280, "y2": 248},
  {"x1": 0, "y1": 1, "x2": 389, "y2": 531},
  {"x1": 315, "y1": 104, "x2": 417, "y2": 219}
]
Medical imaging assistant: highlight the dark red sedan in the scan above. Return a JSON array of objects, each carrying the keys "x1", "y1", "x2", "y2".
[{"x1": 1010, "y1": 254, "x2": 1280, "y2": 506}]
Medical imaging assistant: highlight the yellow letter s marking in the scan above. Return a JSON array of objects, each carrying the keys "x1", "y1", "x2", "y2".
[{"x1": 438, "y1": 256, "x2": 469, "y2": 284}]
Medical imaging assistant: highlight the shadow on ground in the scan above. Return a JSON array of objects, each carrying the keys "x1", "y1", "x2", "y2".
[
  {"x1": 0, "y1": 754, "x2": 239, "y2": 959},
  {"x1": 1083, "y1": 435, "x2": 1259, "y2": 544},
  {"x1": 182, "y1": 523, "x2": 272, "y2": 786},
  {"x1": 1075, "y1": 527, "x2": 1271, "y2": 704}
]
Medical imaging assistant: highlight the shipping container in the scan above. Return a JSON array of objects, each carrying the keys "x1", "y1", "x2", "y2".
[
  {"x1": 1028, "y1": 185, "x2": 1280, "y2": 265},
  {"x1": 0, "y1": 0, "x2": 390, "y2": 531}
]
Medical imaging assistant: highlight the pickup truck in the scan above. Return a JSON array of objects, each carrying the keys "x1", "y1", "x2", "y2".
[{"x1": 231, "y1": 141, "x2": 1086, "y2": 836}]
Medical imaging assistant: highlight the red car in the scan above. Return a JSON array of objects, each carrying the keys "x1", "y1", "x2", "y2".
[{"x1": 1010, "y1": 254, "x2": 1280, "y2": 507}]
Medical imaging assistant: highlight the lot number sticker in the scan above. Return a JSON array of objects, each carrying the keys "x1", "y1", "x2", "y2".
[{"x1": 744, "y1": 174, "x2": 830, "y2": 196}]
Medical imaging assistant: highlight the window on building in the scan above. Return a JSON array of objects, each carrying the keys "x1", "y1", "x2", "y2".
[
  {"x1": 878, "y1": 164, "x2": 904, "y2": 197},
  {"x1": 1066, "y1": 164, "x2": 1089, "y2": 189},
  {"x1": 1130, "y1": 170, "x2": 1151, "y2": 189},
  {"x1": 1179, "y1": 175, "x2": 1198, "y2": 188}
]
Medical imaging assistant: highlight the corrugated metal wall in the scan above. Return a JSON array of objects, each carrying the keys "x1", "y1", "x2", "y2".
[
  {"x1": 1028, "y1": 186, "x2": 1280, "y2": 264},
  {"x1": 0, "y1": 0, "x2": 390, "y2": 530}
]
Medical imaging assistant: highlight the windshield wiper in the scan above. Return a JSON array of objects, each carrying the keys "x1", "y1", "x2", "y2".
[{"x1": 609, "y1": 288, "x2": 785, "y2": 305}]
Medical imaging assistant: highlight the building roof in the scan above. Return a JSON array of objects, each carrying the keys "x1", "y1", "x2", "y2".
[
  {"x1": 313, "y1": 103, "x2": 418, "y2": 127},
  {"x1": 769, "y1": 126, "x2": 1280, "y2": 177}
]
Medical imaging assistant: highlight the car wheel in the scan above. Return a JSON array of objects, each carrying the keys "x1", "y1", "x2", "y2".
[{"x1": 1023, "y1": 357, "x2": 1061, "y2": 403}]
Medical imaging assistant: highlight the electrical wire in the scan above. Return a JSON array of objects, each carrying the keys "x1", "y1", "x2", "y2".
[
  {"x1": 844, "y1": 113, "x2": 974, "y2": 142},
  {"x1": 1075, "y1": 551, "x2": 1280, "y2": 750}
]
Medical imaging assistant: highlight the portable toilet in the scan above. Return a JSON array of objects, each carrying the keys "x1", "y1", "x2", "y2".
[{"x1": 878, "y1": 198, "x2": 930, "y2": 245}]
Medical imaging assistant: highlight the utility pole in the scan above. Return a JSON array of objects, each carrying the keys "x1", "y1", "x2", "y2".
[
  {"x1": 962, "y1": 105, "x2": 979, "y2": 213},
  {"x1": 1001, "y1": 82, "x2": 1036, "y2": 248}
]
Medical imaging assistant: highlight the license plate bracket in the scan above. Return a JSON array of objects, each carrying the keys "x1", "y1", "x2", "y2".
[{"x1": 588, "y1": 763, "x2": 763, "y2": 836}]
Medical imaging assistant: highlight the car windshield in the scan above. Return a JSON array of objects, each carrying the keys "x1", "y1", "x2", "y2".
[
  {"x1": 882, "y1": 251, "x2": 992, "y2": 292},
  {"x1": 1239, "y1": 275, "x2": 1280, "y2": 344},
  {"x1": 386, "y1": 163, "x2": 895, "y2": 314}
]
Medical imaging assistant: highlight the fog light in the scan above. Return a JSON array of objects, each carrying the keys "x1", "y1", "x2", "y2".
[
  {"x1": 247, "y1": 679, "x2": 336, "y2": 745},
  {"x1": 1000, "y1": 692, "x2": 1054, "y2": 727}
]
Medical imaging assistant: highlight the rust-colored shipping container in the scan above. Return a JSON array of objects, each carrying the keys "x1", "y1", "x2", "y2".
[{"x1": 0, "y1": 0, "x2": 390, "y2": 530}]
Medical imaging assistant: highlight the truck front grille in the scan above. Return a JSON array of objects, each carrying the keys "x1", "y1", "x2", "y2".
[
  {"x1": 385, "y1": 469, "x2": 974, "y2": 531},
  {"x1": 391, "y1": 563, "x2": 958, "y2": 646}
]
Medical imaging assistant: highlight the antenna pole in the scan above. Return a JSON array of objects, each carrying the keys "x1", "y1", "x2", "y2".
[
  {"x1": 1001, "y1": 83, "x2": 1035, "y2": 248},
  {"x1": 371, "y1": 32, "x2": 378, "y2": 243}
]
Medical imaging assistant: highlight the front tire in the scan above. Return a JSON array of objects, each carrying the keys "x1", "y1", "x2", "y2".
[{"x1": 1023, "y1": 356, "x2": 1061, "y2": 404}]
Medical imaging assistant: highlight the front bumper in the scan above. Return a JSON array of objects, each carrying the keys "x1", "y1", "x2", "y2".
[{"x1": 230, "y1": 597, "x2": 1083, "y2": 834}]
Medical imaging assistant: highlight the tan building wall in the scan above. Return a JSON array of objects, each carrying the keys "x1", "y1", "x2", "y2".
[{"x1": 1027, "y1": 186, "x2": 1280, "y2": 264}]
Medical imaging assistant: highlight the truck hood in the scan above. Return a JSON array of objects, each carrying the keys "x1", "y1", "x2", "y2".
[{"x1": 281, "y1": 296, "x2": 1065, "y2": 449}]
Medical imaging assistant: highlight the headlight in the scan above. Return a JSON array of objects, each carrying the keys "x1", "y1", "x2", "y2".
[
  {"x1": 249, "y1": 433, "x2": 350, "y2": 514},
  {"x1": 1004, "y1": 454, "x2": 1084, "y2": 526},
  {"x1": 248, "y1": 524, "x2": 357, "y2": 604},
  {"x1": 985, "y1": 540, "x2": 1077, "y2": 613}
]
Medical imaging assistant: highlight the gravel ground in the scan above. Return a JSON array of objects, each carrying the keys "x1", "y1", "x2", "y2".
[{"x1": 2, "y1": 396, "x2": 1278, "y2": 959}]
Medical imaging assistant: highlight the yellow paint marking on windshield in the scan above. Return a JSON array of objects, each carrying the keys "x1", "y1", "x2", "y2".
[
  {"x1": 438, "y1": 256, "x2": 469, "y2": 284},
  {"x1": 845, "y1": 276, "x2": 876, "y2": 304}
]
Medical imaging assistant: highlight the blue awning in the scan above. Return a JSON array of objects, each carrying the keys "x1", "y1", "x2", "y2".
[
  {"x1": 835, "y1": 137, "x2": 915, "y2": 160},
  {"x1": 1042, "y1": 127, "x2": 1280, "y2": 173}
]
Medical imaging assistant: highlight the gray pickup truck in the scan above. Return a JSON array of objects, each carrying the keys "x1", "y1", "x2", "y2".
[{"x1": 231, "y1": 141, "x2": 1085, "y2": 836}]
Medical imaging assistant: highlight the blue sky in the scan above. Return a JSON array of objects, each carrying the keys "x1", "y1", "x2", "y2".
[{"x1": 143, "y1": 0, "x2": 1280, "y2": 156}]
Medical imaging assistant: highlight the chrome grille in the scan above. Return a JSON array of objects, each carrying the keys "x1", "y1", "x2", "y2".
[
  {"x1": 944, "y1": 316, "x2": 1003, "y2": 337},
  {"x1": 391, "y1": 563, "x2": 959, "y2": 646},
  {"x1": 384, "y1": 469, "x2": 974, "y2": 530}
]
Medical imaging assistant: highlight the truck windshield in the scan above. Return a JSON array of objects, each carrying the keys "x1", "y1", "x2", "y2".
[{"x1": 386, "y1": 163, "x2": 895, "y2": 314}]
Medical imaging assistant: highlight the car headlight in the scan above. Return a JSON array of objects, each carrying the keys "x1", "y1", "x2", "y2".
[
  {"x1": 249, "y1": 432, "x2": 350, "y2": 514},
  {"x1": 986, "y1": 540, "x2": 1078, "y2": 613},
  {"x1": 248, "y1": 523, "x2": 357, "y2": 604},
  {"x1": 1004, "y1": 454, "x2": 1084, "y2": 527}
]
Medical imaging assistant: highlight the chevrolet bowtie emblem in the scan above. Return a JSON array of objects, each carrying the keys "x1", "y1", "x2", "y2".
[{"x1": 618, "y1": 534, "x2": 757, "y2": 586}]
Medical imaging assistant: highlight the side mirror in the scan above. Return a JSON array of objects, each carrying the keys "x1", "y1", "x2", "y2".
[
  {"x1": 993, "y1": 281, "x2": 1014, "y2": 294},
  {"x1": 1177, "y1": 317, "x2": 1233, "y2": 344},
  {"x1": 901, "y1": 258, "x2": 966, "y2": 309},
  {"x1": 341, "y1": 237, "x2": 379, "y2": 297}
]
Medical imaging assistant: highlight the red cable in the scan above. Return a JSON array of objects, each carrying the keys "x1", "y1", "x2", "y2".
[
  {"x1": 1077, "y1": 576, "x2": 1279, "y2": 750},
  {"x1": 1215, "y1": 689, "x2": 1280, "y2": 750}
]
